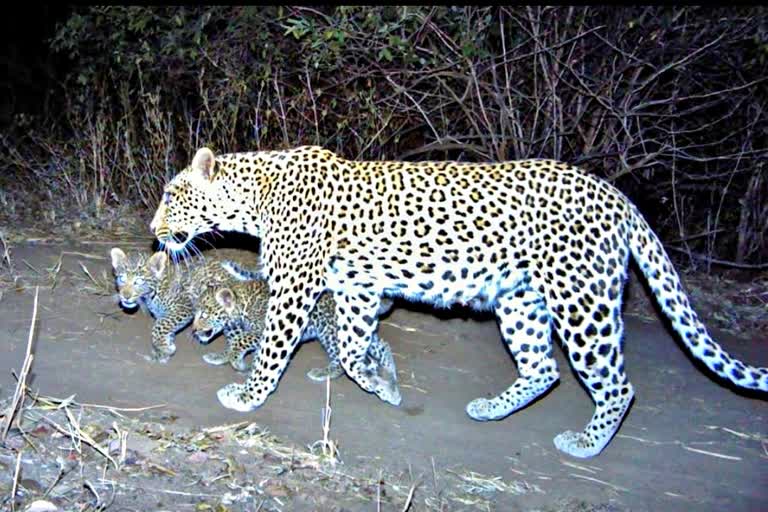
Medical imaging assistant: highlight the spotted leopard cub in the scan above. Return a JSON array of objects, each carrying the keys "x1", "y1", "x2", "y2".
[
  {"x1": 192, "y1": 278, "x2": 401, "y2": 405},
  {"x1": 109, "y1": 248, "x2": 256, "y2": 363}
]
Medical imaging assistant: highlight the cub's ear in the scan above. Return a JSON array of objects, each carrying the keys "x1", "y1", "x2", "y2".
[
  {"x1": 191, "y1": 147, "x2": 218, "y2": 181},
  {"x1": 110, "y1": 248, "x2": 127, "y2": 271},
  {"x1": 215, "y1": 288, "x2": 236, "y2": 313},
  {"x1": 148, "y1": 251, "x2": 169, "y2": 279}
]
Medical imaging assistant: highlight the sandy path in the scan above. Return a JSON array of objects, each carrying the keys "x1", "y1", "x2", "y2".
[{"x1": 1, "y1": 242, "x2": 765, "y2": 511}]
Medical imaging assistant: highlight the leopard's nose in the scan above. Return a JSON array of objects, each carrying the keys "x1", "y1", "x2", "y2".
[{"x1": 149, "y1": 204, "x2": 166, "y2": 237}]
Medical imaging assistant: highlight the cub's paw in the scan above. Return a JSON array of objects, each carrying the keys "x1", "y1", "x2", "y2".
[
  {"x1": 230, "y1": 355, "x2": 250, "y2": 373},
  {"x1": 203, "y1": 351, "x2": 230, "y2": 366},
  {"x1": 217, "y1": 383, "x2": 262, "y2": 412},
  {"x1": 148, "y1": 344, "x2": 176, "y2": 364},
  {"x1": 306, "y1": 363, "x2": 345, "y2": 382},
  {"x1": 553, "y1": 431, "x2": 600, "y2": 459}
]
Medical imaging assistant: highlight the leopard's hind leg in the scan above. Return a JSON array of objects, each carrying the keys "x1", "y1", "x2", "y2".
[{"x1": 549, "y1": 291, "x2": 634, "y2": 458}]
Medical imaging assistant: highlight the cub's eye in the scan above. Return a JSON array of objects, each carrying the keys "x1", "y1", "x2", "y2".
[
  {"x1": 134, "y1": 277, "x2": 145, "y2": 286},
  {"x1": 116, "y1": 275, "x2": 126, "y2": 285}
]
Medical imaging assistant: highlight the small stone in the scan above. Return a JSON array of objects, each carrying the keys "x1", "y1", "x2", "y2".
[
  {"x1": 187, "y1": 451, "x2": 209, "y2": 464},
  {"x1": 24, "y1": 500, "x2": 58, "y2": 512}
]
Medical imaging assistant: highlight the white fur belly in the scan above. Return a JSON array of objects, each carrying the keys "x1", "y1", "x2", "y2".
[{"x1": 326, "y1": 259, "x2": 526, "y2": 312}]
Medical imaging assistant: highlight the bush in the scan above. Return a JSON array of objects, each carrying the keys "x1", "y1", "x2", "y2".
[{"x1": 3, "y1": 6, "x2": 767, "y2": 266}]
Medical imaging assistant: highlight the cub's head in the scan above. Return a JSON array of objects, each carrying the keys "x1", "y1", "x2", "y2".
[
  {"x1": 192, "y1": 287, "x2": 238, "y2": 344},
  {"x1": 109, "y1": 248, "x2": 168, "y2": 309},
  {"x1": 150, "y1": 147, "x2": 257, "y2": 255}
]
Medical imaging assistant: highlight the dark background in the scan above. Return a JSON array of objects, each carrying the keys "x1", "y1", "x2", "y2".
[
  {"x1": 1, "y1": 6, "x2": 766, "y2": 268},
  {"x1": 0, "y1": 5, "x2": 70, "y2": 127}
]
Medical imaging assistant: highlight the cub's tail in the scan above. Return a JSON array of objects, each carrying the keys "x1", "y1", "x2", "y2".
[{"x1": 221, "y1": 260, "x2": 264, "y2": 281}]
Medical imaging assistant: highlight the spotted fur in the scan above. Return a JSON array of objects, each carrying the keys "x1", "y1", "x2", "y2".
[
  {"x1": 110, "y1": 247, "x2": 257, "y2": 363},
  {"x1": 150, "y1": 146, "x2": 767, "y2": 458},
  {"x1": 192, "y1": 279, "x2": 400, "y2": 404}
]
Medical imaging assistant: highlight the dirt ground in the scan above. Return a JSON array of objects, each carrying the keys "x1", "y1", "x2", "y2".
[{"x1": 0, "y1": 237, "x2": 766, "y2": 511}]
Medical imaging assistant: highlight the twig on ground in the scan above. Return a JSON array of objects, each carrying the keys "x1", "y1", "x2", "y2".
[
  {"x1": 31, "y1": 392, "x2": 166, "y2": 413},
  {"x1": 2, "y1": 286, "x2": 39, "y2": 442},
  {"x1": 37, "y1": 408, "x2": 118, "y2": 469},
  {"x1": 10, "y1": 449, "x2": 22, "y2": 511},
  {"x1": 48, "y1": 254, "x2": 64, "y2": 290},
  {"x1": 0, "y1": 230, "x2": 13, "y2": 277},
  {"x1": 202, "y1": 421, "x2": 250, "y2": 434},
  {"x1": 21, "y1": 260, "x2": 41, "y2": 275},
  {"x1": 401, "y1": 479, "x2": 420, "y2": 512},
  {"x1": 679, "y1": 443, "x2": 742, "y2": 461},
  {"x1": 568, "y1": 473, "x2": 628, "y2": 493},
  {"x1": 312, "y1": 375, "x2": 340, "y2": 465}
]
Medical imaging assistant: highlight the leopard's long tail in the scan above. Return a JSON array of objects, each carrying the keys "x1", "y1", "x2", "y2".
[{"x1": 628, "y1": 205, "x2": 768, "y2": 391}]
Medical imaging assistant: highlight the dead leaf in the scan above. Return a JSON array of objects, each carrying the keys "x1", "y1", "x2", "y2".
[{"x1": 147, "y1": 461, "x2": 177, "y2": 477}]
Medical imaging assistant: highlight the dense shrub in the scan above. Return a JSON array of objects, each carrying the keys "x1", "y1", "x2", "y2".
[{"x1": 3, "y1": 6, "x2": 767, "y2": 266}]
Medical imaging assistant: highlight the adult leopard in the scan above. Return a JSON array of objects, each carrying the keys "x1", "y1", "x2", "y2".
[{"x1": 150, "y1": 146, "x2": 767, "y2": 458}]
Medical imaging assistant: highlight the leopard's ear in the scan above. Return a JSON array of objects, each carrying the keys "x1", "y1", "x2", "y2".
[
  {"x1": 147, "y1": 251, "x2": 169, "y2": 279},
  {"x1": 191, "y1": 147, "x2": 218, "y2": 181},
  {"x1": 110, "y1": 248, "x2": 127, "y2": 271},
  {"x1": 215, "y1": 288, "x2": 236, "y2": 313}
]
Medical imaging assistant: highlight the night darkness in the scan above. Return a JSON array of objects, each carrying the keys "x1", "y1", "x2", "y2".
[{"x1": 0, "y1": 5, "x2": 71, "y2": 127}]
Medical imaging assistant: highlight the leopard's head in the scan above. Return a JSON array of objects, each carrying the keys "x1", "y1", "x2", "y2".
[
  {"x1": 109, "y1": 248, "x2": 168, "y2": 309},
  {"x1": 150, "y1": 147, "x2": 261, "y2": 256},
  {"x1": 192, "y1": 286, "x2": 237, "y2": 344}
]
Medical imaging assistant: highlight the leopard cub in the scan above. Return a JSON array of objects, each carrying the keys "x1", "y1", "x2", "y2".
[
  {"x1": 110, "y1": 248, "x2": 257, "y2": 363},
  {"x1": 193, "y1": 278, "x2": 402, "y2": 405}
]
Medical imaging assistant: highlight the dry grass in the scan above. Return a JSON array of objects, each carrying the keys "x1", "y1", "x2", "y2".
[
  {"x1": 2, "y1": 387, "x2": 442, "y2": 510},
  {"x1": 72, "y1": 261, "x2": 115, "y2": 297},
  {"x1": 1, "y1": 286, "x2": 39, "y2": 442},
  {"x1": 308, "y1": 376, "x2": 341, "y2": 466},
  {"x1": 0, "y1": 230, "x2": 13, "y2": 277}
]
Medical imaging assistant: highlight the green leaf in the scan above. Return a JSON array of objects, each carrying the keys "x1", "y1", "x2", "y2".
[
  {"x1": 378, "y1": 47, "x2": 393, "y2": 62},
  {"x1": 282, "y1": 18, "x2": 311, "y2": 40}
]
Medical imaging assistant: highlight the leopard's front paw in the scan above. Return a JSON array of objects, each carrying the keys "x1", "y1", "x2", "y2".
[
  {"x1": 217, "y1": 383, "x2": 263, "y2": 412},
  {"x1": 466, "y1": 397, "x2": 498, "y2": 421},
  {"x1": 553, "y1": 430, "x2": 601, "y2": 458}
]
